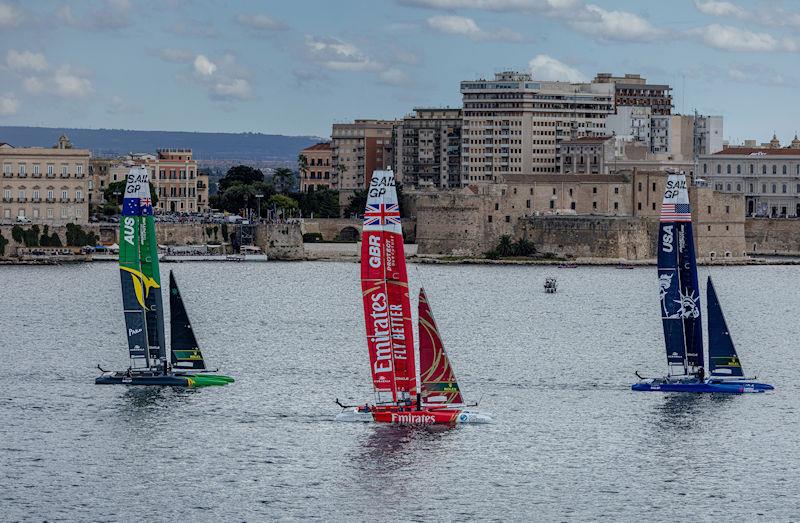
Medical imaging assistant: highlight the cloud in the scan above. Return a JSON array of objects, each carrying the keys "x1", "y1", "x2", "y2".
[
  {"x1": 399, "y1": 0, "x2": 578, "y2": 12},
  {"x1": 23, "y1": 67, "x2": 93, "y2": 98},
  {"x1": 0, "y1": 2, "x2": 24, "y2": 28},
  {"x1": 89, "y1": 0, "x2": 132, "y2": 30},
  {"x1": 378, "y1": 68, "x2": 409, "y2": 85},
  {"x1": 235, "y1": 13, "x2": 288, "y2": 33},
  {"x1": 304, "y1": 36, "x2": 382, "y2": 72},
  {"x1": 426, "y1": 15, "x2": 523, "y2": 42},
  {"x1": 0, "y1": 94, "x2": 19, "y2": 116},
  {"x1": 6, "y1": 50, "x2": 48, "y2": 72},
  {"x1": 107, "y1": 95, "x2": 143, "y2": 115},
  {"x1": 193, "y1": 54, "x2": 217, "y2": 76},
  {"x1": 291, "y1": 68, "x2": 332, "y2": 90},
  {"x1": 209, "y1": 78, "x2": 252, "y2": 100},
  {"x1": 528, "y1": 54, "x2": 586, "y2": 82},
  {"x1": 568, "y1": 5, "x2": 667, "y2": 42},
  {"x1": 688, "y1": 24, "x2": 798, "y2": 52},
  {"x1": 693, "y1": 0, "x2": 747, "y2": 18},
  {"x1": 158, "y1": 48, "x2": 194, "y2": 63}
]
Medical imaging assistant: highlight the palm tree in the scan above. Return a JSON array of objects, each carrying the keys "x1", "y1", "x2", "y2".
[
  {"x1": 497, "y1": 235, "x2": 514, "y2": 257},
  {"x1": 273, "y1": 167, "x2": 295, "y2": 193}
]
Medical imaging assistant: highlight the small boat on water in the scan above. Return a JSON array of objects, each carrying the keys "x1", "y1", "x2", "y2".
[
  {"x1": 336, "y1": 170, "x2": 490, "y2": 424},
  {"x1": 632, "y1": 171, "x2": 772, "y2": 394},
  {"x1": 96, "y1": 167, "x2": 233, "y2": 387},
  {"x1": 544, "y1": 277, "x2": 557, "y2": 293}
]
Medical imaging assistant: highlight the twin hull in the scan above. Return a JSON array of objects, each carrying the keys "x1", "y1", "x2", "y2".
[{"x1": 336, "y1": 407, "x2": 491, "y2": 425}]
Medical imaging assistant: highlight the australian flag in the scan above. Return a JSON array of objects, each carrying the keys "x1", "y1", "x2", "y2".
[{"x1": 122, "y1": 197, "x2": 153, "y2": 216}]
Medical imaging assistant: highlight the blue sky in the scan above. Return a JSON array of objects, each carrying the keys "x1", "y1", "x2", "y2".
[{"x1": 0, "y1": 0, "x2": 799, "y2": 144}]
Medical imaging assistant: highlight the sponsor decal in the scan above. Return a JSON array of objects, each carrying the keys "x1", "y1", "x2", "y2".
[
  {"x1": 391, "y1": 412, "x2": 436, "y2": 425},
  {"x1": 370, "y1": 292, "x2": 393, "y2": 374},
  {"x1": 120, "y1": 266, "x2": 160, "y2": 310},
  {"x1": 128, "y1": 328, "x2": 142, "y2": 337}
]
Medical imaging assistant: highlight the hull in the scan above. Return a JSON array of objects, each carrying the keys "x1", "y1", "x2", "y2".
[
  {"x1": 335, "y1": 406, "x2": 491, "y2": 424},
  {"x1": 632, "y1": 378, "x2": 773, "y2": 394},
  {"x1": 95, "y1": 371, "x2": 233, "y2": 387}
]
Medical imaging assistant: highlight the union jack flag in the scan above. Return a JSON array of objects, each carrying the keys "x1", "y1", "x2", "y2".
[
  {"x1": 364, "y1": 203, "x2": 400, "y2": 226},
  {"x1": 140, "y1": 197, "x2": 152, "y2": 207},
  {"x1": 660, "y1": 202, "x2": 691, "y2": 222}
]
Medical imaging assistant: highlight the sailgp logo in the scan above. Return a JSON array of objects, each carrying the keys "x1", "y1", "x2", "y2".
[
  {"x1": 123, "y1": 216, "x2": 135, "y2": 245},
  {"x1": 128, "y1": 328, "x2": 142, "y2": 337},
  {"x1": 120, "y1": 266, "x2": 160, "y2": 310}
]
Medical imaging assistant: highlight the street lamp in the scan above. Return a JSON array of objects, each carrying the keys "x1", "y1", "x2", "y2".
[{"x1": 255, "y1": 193, "x2": 264, "y2": 222}]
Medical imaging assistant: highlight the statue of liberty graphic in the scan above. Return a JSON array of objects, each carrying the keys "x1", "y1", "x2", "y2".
[
  {"x1": 676, "y1": 289, "x2": 700, "y2": 318},
  {"x1": 659, "y1": 272, "x2": 674, "y2": 317}
]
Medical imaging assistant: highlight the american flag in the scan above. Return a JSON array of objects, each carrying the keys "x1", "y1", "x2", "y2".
[
  {"x1": 660, "y1": 202, "x2": 692, "y2": 222},
  {"x1": 363, "y1": 203, "x2": 400, "y2": 226}
]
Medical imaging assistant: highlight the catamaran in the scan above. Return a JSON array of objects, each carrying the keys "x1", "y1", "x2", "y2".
[
  {"x1": 96, "y1": 167, "x2": 234, "y2": 387},
  {"x1": 336, "y1": 170, "x2": 490, "y2": 424},
  {"x1": 632, "y1": 171, "x2": 773, "y2": 394}
]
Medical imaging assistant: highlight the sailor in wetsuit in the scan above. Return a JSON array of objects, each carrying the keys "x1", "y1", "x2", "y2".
[{"x1": 696, "y1": 366, "x2": 705, "y2": 383}]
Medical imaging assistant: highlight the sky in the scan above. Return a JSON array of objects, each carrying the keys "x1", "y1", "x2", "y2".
[{"x1": 0, "y1": 0, "x2": 799, "y2": 144}]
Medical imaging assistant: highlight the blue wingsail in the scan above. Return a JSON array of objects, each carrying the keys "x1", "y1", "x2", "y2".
[
  {"x1": 707, "y1": 277, "x2": 745, "y2": 378},
  {"x1": 658, "y1": 173, "x2": 703, "y2": 375}
]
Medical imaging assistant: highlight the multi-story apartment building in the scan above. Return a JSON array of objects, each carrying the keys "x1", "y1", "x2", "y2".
[
  {"x1": 87, "y1": 158, "x2": 113, "y2": 208},
  {"x1": 299, "y1": 142, "x2": 333, "y2": 192},
  {"x1": 460, "y1": 71, "x2": 614, "y2": 183},
  {"x1": 606, "y1": 110, "x2": 721, "y2": 158},
  {"x1": 558, "y1": 136, "x2": 614, "y2": 175},
  {"x1": 393, "y1": 108, "x2": 463, "y2": 189},
  {"x1": 700, "y1": 137, "x2": 800, "y2": 217},
  {"x1": 145, "y1": 148, "x2": 208, "y2": 213},
  {"x1": 331, "y1": 120, "x2": 395, "y2": 191},
  {"x1": 593, "y1": 73, "x2": 673, "y2": 115},
  {"x1": 0, "y1": 134, "x2": 90, "y2": 225}
]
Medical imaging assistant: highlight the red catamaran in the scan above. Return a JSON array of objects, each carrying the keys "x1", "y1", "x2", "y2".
[{"x1": 336, "y1": 170, "x2": 490, "y2": 425}]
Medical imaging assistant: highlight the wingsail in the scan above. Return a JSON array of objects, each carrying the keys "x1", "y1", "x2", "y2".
[
  {"x1": 169, "y1": 272, "x2": 207, "y2": 370},
  {"x1": 360, "y1": 170, "x2": 417, "y2": 405},
  {"x1": 707, "y1": 277, "x2": 745, "y2": 378},
  {"x1": 119, "y1": 167, "x2": 158, "y2": 368},
  {"x1": 657, "y1": 172, "x2": 703, "y2": 375},
  {"x1": 418, "y1": 288, "x2": 464, "y2": 405}
]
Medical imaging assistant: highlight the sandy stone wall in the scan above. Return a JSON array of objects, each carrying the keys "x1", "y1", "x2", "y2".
[{"x1": 745, "y1": 218, "x2": 800, "y2": 254}]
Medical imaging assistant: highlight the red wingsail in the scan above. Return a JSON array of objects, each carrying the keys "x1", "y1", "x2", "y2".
[
  {"x1": 360, "y1": 170, "x2": 417, "y2": 405},
  {"x1": 418, "y1": 287, "x2": 464, "y2": 405}
]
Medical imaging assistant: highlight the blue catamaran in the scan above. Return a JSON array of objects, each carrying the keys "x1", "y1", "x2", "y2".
[{"x1": 632, "y1": 171, "x2": 773, "y2": 394}]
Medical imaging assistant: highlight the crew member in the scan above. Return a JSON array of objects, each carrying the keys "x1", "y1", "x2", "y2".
[{"x1": 696, "y1": 366, "x2": 705, "y2": 382}]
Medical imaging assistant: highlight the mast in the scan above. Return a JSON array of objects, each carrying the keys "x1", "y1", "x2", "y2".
[
  {"x1": 658, "y1": 172, "x2": 703, "y2": 375},
  {"x1": 139, "y1": 186, "x2": 167, "y2": 371},
  {"x1": 360, "y1": 170, "x2": 417, "y2": 405},
  {"x1": 119, "y1": 167, "x2": 158, "y2": 370},
  {"x1": 707, "y1": 277, "x2": 744, "y2": 377},
  {"x1": 169, "y1": 272, "x2": 207, "y2": 370},
  {"x1": 418, "y1": 288, "x2": 464, "y2": 405}
]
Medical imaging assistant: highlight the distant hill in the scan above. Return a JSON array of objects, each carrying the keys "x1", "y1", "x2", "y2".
[{"x1": 0, "y1": 126, "x2": 324, "y2": 163}]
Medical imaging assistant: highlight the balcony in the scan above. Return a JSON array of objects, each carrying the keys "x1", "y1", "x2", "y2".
[
  {"x1": 60, "y1": 197, "x2": 71, "y2": 203},
  {"x1": 18, "y1": 172, "x2": 27, "y2": 178},
  {"x1": 2, "y1": 197, "x2": 12, "y2": 203},
  {"x1": 2, "y1": 172, "x2": 11, "y2": 178},
  {"x1": 60, "y1": 173, "x2": 70, "y2": 178},
  {"x1": 32, "y1": 172, "x2": 41, "y2": 178},
  {"x1": 18, "y1": 197, "x2": 27, "y2": 202},
  {"x1": 75, "y1": 197, "x2": 85, "y2": 203},
  {"x1": 75, "y1": 173, "x2": 85, "y2": 179},
  {"x1": 46, "y1": 197, "x2": 55, "y2": 203},
  {"x1": 46, "y1": 172, "x2": 55, "y2": 178},
  {"x1": 32, "y1": 197, "x2": 41, "y2": 203}
]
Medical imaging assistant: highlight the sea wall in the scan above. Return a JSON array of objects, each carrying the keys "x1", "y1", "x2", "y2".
[
  {"x1": 745, "y1": 218, "x2": 800, "y2": 254},
  {"x1": 301, "y1": 218, "x2": 416, "y2": 243},
  {"x1": 517, "y1": 215, "x2": 652, "y2": 259},
  {"x1": 0, "y1": 222, "x2": 304, "y2": 259}
]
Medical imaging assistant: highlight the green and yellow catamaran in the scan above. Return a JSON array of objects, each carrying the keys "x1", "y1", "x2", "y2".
[{"x1": 96, "y1": 167, "x2": 233, "y2": 387}]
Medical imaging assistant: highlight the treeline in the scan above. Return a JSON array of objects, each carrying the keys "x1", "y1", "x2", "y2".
[{"x1": 7, "y1": 224, "x2": 98, "y2": 248}]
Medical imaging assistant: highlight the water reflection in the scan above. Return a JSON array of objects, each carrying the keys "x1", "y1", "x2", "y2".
[{"x1": 654, "y1": 393, "x2": 735, "y2": 431}]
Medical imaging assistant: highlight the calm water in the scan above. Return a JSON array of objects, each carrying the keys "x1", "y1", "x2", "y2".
[{"x1": 1, "y1": 261, "x2": 799, "y2": 521}]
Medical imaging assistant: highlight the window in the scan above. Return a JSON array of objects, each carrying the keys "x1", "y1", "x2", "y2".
[
  {"x1": 18, "y1": 190, "x2": 25, "y2": 200},
  {"x1": 725, "y1": 205, "x2": 730, "y2": 214},
  {"x1": 726, "y1": 183, "x2": 731, "y2": 191},
  {"x1": 552, "y1": 188, "x2": 556, "y2": 195},
  {"x1": 762, "y1": 165, "x2": 767, "y2": 174},
  {"x1": 47, "y1": 190, "x2": 53, "y2": 200},
  {"x1": 638, "y1": 202, "x2": 642, "y2": 211},
  {"x1": 652, "y1": 202, "x2": 656, "y2": 210},
  {"x1": 3, "y1": 189, "x2": 10, "y2": 199},
  {"x1": 652, "y1": 182, "x2": 656, "y2": 192},
  {"x1": 62, "y1": 190, "x2": 68, "y2": 200},
  {"x1": 494, "y1": 203, "x2": 499, "y2": 210},
  {"x1": 614, "y1": 202, "x2": 619, "y2": 210},
  {"x1": 526, "y1": 199, "x2": 531, "y2": 208},
  {"x1": 570, "y1": 202, "x2": 576, "y2": 210},
  {"x1": 505, "y1": 215, "x2": 510, "y2": 223},
  {"x1": 707, "y1": 206, "x2": 712, "y2": 214},
  {"x1": 703, "y1": 164, "x2": 707, "y2": 174},
  {"x1": 736, "y1": 184, "x2": 741, "y2": 191},
  {"x1": 33, "y1": 208, "x2": 39, "y2": 218},
  {"x1": 487, "y1": 215, "x2": 493, "y2": 222},
  {"x1": 88, "y1": 180, "x2": 93, "y2": 190},
  {"x1": 750, "y1": 164, "x2": 754, "y2": 174},
  {"x1": 61, "y1": 207, "x2": 68, "y2": 218},
  {"x1": 592, "y1": 201, "x2": 597, "y2": 209},
  {"x1": 33, "y1": 164, "x2": 40, "y2": 175},
  {"x1": 62, "y1": 165, "x2": 68, "y2": 176},
  {"x1": 708, "y1": 225, "x2": 711, "y2": 232},
  {"x1": 737, "y1": 165, "x2": 741, "y2": 174},
  {"x1": 638, "y1": 182, "x2": 642, "y2": 191},
  {"x1": 762, "y1": 184, "x2": 767, "y2": 193},
  {"x1": 749, "y1": 184, "x2": 754, "y2": 192},
  {"x1": 47, "y1": 164, "x2": 53, "y2": 176},
  {"x1": 18, "y1": 163, "x2": 26, "y2": 176},
  {"x1": 3, "y1": 164, "x2": 9, "y2": 175},
  {"x1": 33, "y1": 190, "x2": 39, "y2": 200},
  {"x1": 549, "y1": 200, "x2": 554, "y2": 209},
  {"x1": 773, "y1": 165, "x2": 777, "y2": 175},
  {"x1": 592, "y1": 187, "x2": 597, "y2": 194},
  {"x1": 76, "y1": 190, "x2": 83, "y2": 200},
  {"x1": 47, "y1": 208, "x2": 53, "y2": 218},
  {"x1": 772, "y1": 184, "x2": 777, "y2": 193},
  {"x1": 726, "y1": 164, "x2": 731, "y2": 174},
  {"x1": 76, "y1": 165, "x2": 83, "y2": 176},
  {"x1": 4, "y1": 209, "x2": 9, "y2": 218},
  {"x1": 76, "y1": 208, "x2": 83, "y2": 219},
  {"x1": 614, "y1": 187, "x2": 619, "y2": 194},
  {"x1": 783, "y1": 165, "x2": 787, "y2": 175},
  {"x1": 716, "y1": 164, "x2": 721, "y2": 174}
]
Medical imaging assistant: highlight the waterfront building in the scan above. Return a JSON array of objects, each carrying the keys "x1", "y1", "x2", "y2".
[
  {"x1": 144, "y1": 149, "x2": 208, "y2": 213},
  {"x1": 460, "y1": 71, "x2": 614, "y2": 183},
  {"x1": 331, "y1": 120, "x2": 395, "y2": 191},
  {"x1": 700, "y1": 137, "x2": 800, "y2": 217},
  {"x1": 393, "y1": 108, "x2": 463, "y2": 188},
  {"x1": 593, "y1": 73, "x2": 672, "y2": 115},
  {"x1": 558, "y1": 136, "x2": 614, "y2": 174},
  {"x1": 0, "y1": 134, "x2": 90, "y2": 225},
  {"x1": 88, "y1": 157, "x2": 112, "y2": 209},
  {"x1": 299, "y1": 142, "x2": 332, "y2": 193}
]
